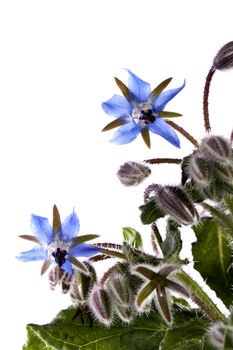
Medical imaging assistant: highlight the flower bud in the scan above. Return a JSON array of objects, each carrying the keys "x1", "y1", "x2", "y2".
[
  {"x1": 213, "y1": 41, "x2": 233, "y2": 70},
  {"x1": 150, "y1": 185, "x2": 199, "y2": 225},
  {"x1": 70, "y1": 262, "x2": 97, "y2": 304},
  {"x1": 208, "y1": 322, "x2": 225, "y2": 349},
  {"x1": 88, "y1": 284, "x2": 113, "y2": 326},
  {"x1": 114, "y1": 304, "x2": 134, "y2": 323},
  {"x1": 200, "y1": 135, "x2": 232, "y2": 166},
  {"x1": 108, "y1": 274, "x2": 131, "y2": 306},
  {"x1": 117, "y1": 161, "x2": 151, "y2": 186},
  {"x1": 187, "y1": 152, "x2": 212, "y2": 188}
]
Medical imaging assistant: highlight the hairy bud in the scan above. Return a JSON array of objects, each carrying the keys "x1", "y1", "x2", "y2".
[
  {"x1": 88, "y1": 284, "x2": 113, "y2": 326},
  {"x1": 108, "y1": 274, "x2": 131, "y2": 306},
  {"x1": 200, "y1": 135, "x2": 232, "y2": 166},
  {"x1": 117, "y1": 161, "x2": 151, "y2": 186},
  {"x1": 114, "y1": 304, "x2": 133, "y2": 323},
  {"x1": 149, "y1": 185, "x2": 199, "y2": 225},
  {"x1": 48, "y1": 266, "x2": 73, "y2": 294},
  {"x1": 208, "y1": 322, "x2": 225, "y2": 349},
  {"x1": 70, "y1": 262, "x2": 97, "y2": 304},
  {"x1": 213, "y1": 41, "x2": 233, "y2": 70},
  {"x1": 187, "y1": 152, "x2": 212, "y2": 188}
]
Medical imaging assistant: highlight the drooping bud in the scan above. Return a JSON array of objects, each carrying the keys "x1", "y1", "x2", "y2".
[
  {"x1": 213, "y1": 41, "x2": 233, "y2": 70},
  {"x1": 208, "y1": 322, "x2": 225, "y2": 349},
  {"x1": 114, "y1": 304, "x2": 134, "y2": 323},
  {"x1": 70, "y1": 262, "x2": 97, "y2": 304},
  {"x1": 108, "y1": 274, "x2": 131, "y2": 306},
  {"x1": 48, "y1": 266, "x2": 73, "y2": 294},
  {"x1": 88, "y1": 284, "x2": 113, "y2": 326},
  {"x1": 147, "y1": 184, "x2": 199, "y2": 225},
  {"x1": 187, "y1": 152, "x2": 212, "y2": 188},
  {"x1": 117, "y1": 161, "x2": 151, "y2": 186},
  {"x1": 200, "y1": 135, "x2": 233, "y2": 166}
]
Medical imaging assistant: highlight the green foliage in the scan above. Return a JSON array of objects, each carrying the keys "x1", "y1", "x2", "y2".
[
  {"x1": 139, "y1": 198, "x2": 164, "y2": 224},
  {"x1": 23, "y1": 307, "x2": 213, "y2": 350},
  {"x1": 192, "y1": 218, "x2": 233, "y2": 307},
  {"x1": 122, "y1": 227, "x2": 143, "y2": 249}
]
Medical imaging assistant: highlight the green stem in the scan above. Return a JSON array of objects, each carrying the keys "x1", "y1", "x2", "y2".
[{"x1": 177, "y1": 270, "x2": 227, "y2": 321}]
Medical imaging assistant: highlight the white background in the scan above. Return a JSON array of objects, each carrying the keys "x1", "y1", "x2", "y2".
[{"x1": 1, "y1": 0, "x2": 233, "y2": 348}]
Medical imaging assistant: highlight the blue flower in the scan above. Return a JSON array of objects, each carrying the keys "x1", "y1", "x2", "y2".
[
  {"x1": 17, "y1": 205, "x2": 101, "y2": 275},
  {"x1": 102, "y1": 70, "x2": 185, "y2": 148}
]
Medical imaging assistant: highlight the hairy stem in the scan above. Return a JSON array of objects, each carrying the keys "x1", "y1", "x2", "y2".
[
  {"x1": 143, "y1": 158, "x2": 182, "y2": 165},
  {"x1": 165, "y1": 120, "x2": 199, "y2": 148},
  {"x1": 203, "y1": 66, "x2": 216, "y2": 132},
  {"x1": 177, "y1": 270, "x2": 227, "y2": 321}
]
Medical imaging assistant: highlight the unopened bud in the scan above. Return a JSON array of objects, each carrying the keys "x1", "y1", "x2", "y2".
[
  {"x1": 188, "y1": 152, "x2": 212, "y2": 188},
  {"x1": 70, "y1": 262, "x2": 97, "y2": 304},
  {"x1": 114, "y1": 304, "x2": 133, "y2": 323},
  {"x1": 213, "y1": 41, "x2": 233, "y2": 70},
  {"x1": 200, "y1": 135, "x2": 232, "y2": 166},
  {"x1": 108, "y1": 274, "x2": 131, "y2": 306},
  {"x1": 48, "y1": 266, "x2": 73, "y2": 294},
  {"x1": 150, "y1": 185, "x2": 199, "y2": 225},
  {"x1": 88, "y1": 284, "x2": 113, "y2": 326},
  {"x1": 117, "y1": 161, "x2": 151, "y2": 186},
  {"x1": 208, "y1": 322, "x2": 225, "y2": 349}
]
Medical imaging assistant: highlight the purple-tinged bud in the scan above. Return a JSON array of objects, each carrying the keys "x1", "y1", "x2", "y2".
[
  {"x1": 70, "y1": 262, "x2": 97, "y2": 304},
  {"x1": 117, "y1": 161, "x2": 151, "y2": 187},
  {"x1": 200, "y1": 135, "x2": 233, "y2": 166},
  {"x1": 108, "y1": 274, "x2": 131, "y2": 306},
  {"x1": 148, "y1": 185, "x2": 199, "y2": 225},
  {"x1": 48, "y1": 266, "x2": 73, "y2": 294},
  {"x1": 187, "y1": 153, "x2": 212, "y2": 188},
  {"x1": 208, "y1": 322, "x2": 225, "y2": 349},
  {"x1": 88, "y1": 284, "x2": 113, "y2": 326},
  {"x1": 213, "y1": 41, "x2": 233, "y2": 70},
  {"x1": 114, "y1": 304, "x2": 133, "y2": 323}
]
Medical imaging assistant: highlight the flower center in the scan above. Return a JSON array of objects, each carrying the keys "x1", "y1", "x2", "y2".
[
  {"x1": 132, "y1": 103, "x2": 157, "y2": 127},
  {"x1": 52, "y1": 247, "x2": 67, "y2": 267}
]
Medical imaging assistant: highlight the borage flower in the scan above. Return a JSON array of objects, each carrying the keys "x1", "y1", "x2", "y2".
[
  {"x1": 17, "y1": 205, "x2": 101, "y2": 276},
  {"x1": 102, "y1": 70, "x2": 185, "y2": 148}
]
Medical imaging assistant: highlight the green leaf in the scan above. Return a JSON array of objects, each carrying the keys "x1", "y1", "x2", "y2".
[
  {"x1": 72, "y1": 234, "x2": 100, "y2": 244},
  {"x1": 23, "y1": 307, "x2": 213, "y2": 350},
  {"x1": 160, "y1": 318, "x2": 212, "y2": 350},
  {"x1": 139, "y1": 199, "x2": 164, "y2": 224},
  {"x1": 162, "y1": 221, "x2": 182, "y2": 259},
  {"x1": 122, "y1": 227, "x2": 143, "y2": 249},
  {"x1": 23, "y1": 308, "x2": 165, "y2": 350},
  {"x1": 192, "y1": 218, "x2": 233, "y2": 307}
]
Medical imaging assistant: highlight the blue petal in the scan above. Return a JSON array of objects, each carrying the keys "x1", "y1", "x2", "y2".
[
  {"x1": 110, "y1": 121, "x2": 141, "y2": 145},
  {"x1": 17, "y1": 246, "x2": 48, "y2": 262},
  {"x1": 60, "y1": 210, "x2": 80, "y2": 242},
  {"x1": 61, "y1": 260, "x2": 74, "y2": 275},
  {"x1": 31, "y1": 215, "x2": 53, "y2": 245},
  {"x1": 69, "y1": 243, "x2": 101, "y2": 257},
  {"x1": 152, "y1": 80, "x2": 185, "y2": 112},
  {"x1": 148, "y1": 118, "x2": 180, "y2": 148},
  {"x1": 102, "y1": 94, "x2": 132, "y2": 118},
  {"x1": 127, "y1": 69, "x2": 151, "y2": 103}
]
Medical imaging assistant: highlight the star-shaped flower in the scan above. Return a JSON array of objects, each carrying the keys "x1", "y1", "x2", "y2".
[
  {"x1": 102, "y1": 70, "x2": 185, "y2": 148},
  {"x1": 17, "y1": 205, "x2": 101, "y2": 275},
  {"x1": 132, "y1": 263, "x2": 189, "y2": 323}
]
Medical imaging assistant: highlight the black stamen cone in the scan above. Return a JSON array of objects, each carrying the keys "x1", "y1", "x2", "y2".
[{"x1": 52, "y1": 247, "x2": 67, "y2": 267}]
